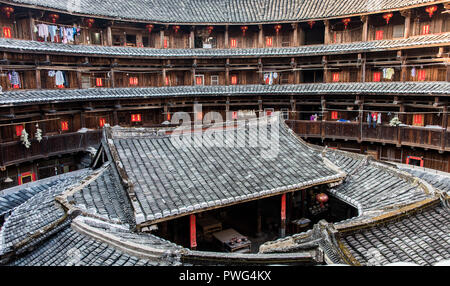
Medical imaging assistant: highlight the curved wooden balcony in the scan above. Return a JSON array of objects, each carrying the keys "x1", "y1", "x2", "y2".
[
  {"x1": 0, "y1": 130, "x2": 103, "y2": 168},
  {"x1": 286, "y1": 120, "x2": 449, "y2": 152}
]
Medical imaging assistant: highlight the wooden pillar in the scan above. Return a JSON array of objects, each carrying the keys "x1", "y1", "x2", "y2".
[
  {"x1": 189, "y1": 26, "x2": 195, "y2": 49},
  {"x1": 28, "y1": 11, "x2": 35, "y2": 41},
  {"x1": 76, "y1": 70, "x2": 83, "y2": 89},
  {"x1": 401, "y1": 56, "x2": 407, "y2": 82},
  {"x1": 298, "y1": 25, "x2": 305, "y2": 46},
  {"x1": 191, "y1": 59, "x2": 197, "y2": 85},
  {"x1": 359, "y1": 53, "x2": 366, "y2": 82},
  {"x1": 357, "y1": 96, "x2": 364, "y2": 142},
  {"x1": 280, "y1": 193, "x2": 286, "y2": 238},
  {"x1": 225, "y1": 58, "x2": 230, "y2": 85},
  {"x1": 397, "y1": 103, "x2": 404, "y2": 147},
  {"x1": 190, "y1": 214, "x2": 197, "y2": 250},
  {"x1": 290, "y1": 96, "x2": 296, "y2": 120},
  {"x1": 412, "y1": 17, "x2": 419, "y2": 37},
  {"x1": 224, "y1": 25, "x2": 229, "y2": 48},
  {"x1": 441, "y1": 106, "x2": 448, "y2": 151},
  {"x1": 291, "y1": 23, "x2": 299, "y2": 47},
  {"x1": 291, "y1": 57, "x2": 298, "y2": 84},
  {"x1": 258, "y1": 58, "x2": 263, "y2": 84},
  {"x1": 35, "y1": 69, "x2": 41, "y2": 89},
  {"x1": 162, "y1": 59, "x2": 167, "y2": 86},
  {"x1": 160, "y1": 28, "x2": 165, "y2": 48},
  {"x1": 401, "y1": 10, "x2": 412, "y2": 39},
  {"x1": 80, "y1": 111, "x2": 86, "y2": 128},
  {"x1": 361, "y1": 15, "x2": 369, "y2": 42},
  {"x1": 110, "y1": 69, "x2": 115, "y2": 88},
  {"x1": 136, "y1": 32, "x2": 143, "y2": 47},
  {"x1": 106, "y1": 25, "x2": 113, "y2": 46},
  {"x1": 258, "y1": 24, "x2": 264, "y2": 48},
  {"x1": 324, "y1": 20, "x2": 331, "y2": 45},
  {"x1": 321, "y1": 96, "x2": 327, "y2": 139},
  {"x1": 322, "y1": 55, "x2": 328, "y2": 83},
  {"x1": 258, "y1": 96, "x2": 263, "y2": 117}
]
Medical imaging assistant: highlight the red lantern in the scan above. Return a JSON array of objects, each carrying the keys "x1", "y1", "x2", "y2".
[
  {"x1": 342, "y1": 18, "x2": 351, "y2": 30},
  {"x1": 382, "y1": 13, "x2": 393, "y2": 24},
  {"x1": 241, "y1": 25, "x2": 248, "y2": 36},
  {"x1": 85, "y1": 18, "x2": 95, "y2": 28},
  {"x1": 146, "y1": 24, "x2": 154, "y2": 33},
  {"x1": 425, "y1": 5, "x2": 437, "y2": 18},
  {"x1": 274, "y1": 24, "x2": 282, "y2": 34},
  {"x1": 49, "y1": 13, "x2": 59, "y2": 24},
  {"x1": 2, "y1": 6, "x2": 14, "y2": 18},
  {"x1": 308, "y1": 21, "x2": 315, "y2": 29},
  {"x1": 316, "y1": 193, "x2": 329, "y2": 208},
  {"x1": 206, "y1": 26, "x2": 214, "y2": 34},
  {"x1": 173, "y1": 25, "x2": 180, "y2": 33}
]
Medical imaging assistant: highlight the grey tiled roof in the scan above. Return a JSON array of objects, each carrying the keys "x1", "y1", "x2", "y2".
[
  {"x1": 4, "y1": 0, "x2": 440, "y2": 23},
  {"x1": 340, "y1": 204, "x2": 450, "y2": 265},
  {"x1": 8, "y1": 225, "x2": 165, "y2": 266},
  {"x1": 1, "y1": 82, "x2": 449, "y2": 105},
  {"x1": 0, "y1": 169, "x2": 90, "y2": 218},
  {"x1": 67, "y1": 165, "x2": 135, "y2": 225},
  {"x1": 400, "y1": 166, "x2": 450, "y2": 193},
  {"x1": 1, "y1": 33, "x2": 449, "y2": 58},
  {"x1": 324, "y1": 149, "x2": 432, "y2": 220},
  {"x1": 0, "y1": 176, "x2": 76, "y2": 253},
  {"x1": 107, "y1": 118, "x2": 344, "y2": 224},
  {"x1": 260, "y1": 147, "x2": 448, "y2": 265}
]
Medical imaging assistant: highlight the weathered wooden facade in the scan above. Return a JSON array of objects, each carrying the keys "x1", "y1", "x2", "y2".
[{"x1": 0, "y1": 0, "x2": 449, "y2": 189}]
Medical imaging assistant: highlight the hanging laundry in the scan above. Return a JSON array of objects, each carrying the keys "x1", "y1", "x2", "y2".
[
  {"x1": 411, "y1": 67, "x2": 416, "y2": 77},
  {"x1": 367, "y1": 113, "x2": 372, "y2": 128},
  {"x1": 55, "y1": 71, "x2": 65, "y2": 86},
  {"x1": 384, "y1": 68, "x2": 394, "y2": 80},
  {"x1": 48, "y1": 25, "x2": 57, "y2": 42},
  {"x1": 66, "y1": 28, "x2": 75, "y2": 42},
  {"x1": 36, "y1": 24, "x2": 49, "y2": 41},
  {"x1": 8, "y1": 70, "x2": 20, "y2": 88},
  {"x1": 48, "y1": 70, "x2": 56, "y2": 77},
  {"x1": 377, "y1": 113, "x2": 381, "y2": 124}
]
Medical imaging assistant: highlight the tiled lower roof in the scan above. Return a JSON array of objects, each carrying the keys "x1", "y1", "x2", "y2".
[
  {"x1": 106, "y1": 118, "x2": 344, "y2": 225},
  {"x1": 260, "y1": 147, "x2": 450, "y2": 265},
  {"x1": 339, "y1": 203, "x2": 450, "y2": 265},
  {"x1": 1, "y1": 33, "x2": 448, "y2": 58},
  {"x1": 0, "y1": 169, "x2": 90, "y2": 217},
  {"x1": 1, "y1": 82, "x2": 449, "y2": 105},
  {"x1": 3, "y1": 0, "x2": 441, "y2": 24}
]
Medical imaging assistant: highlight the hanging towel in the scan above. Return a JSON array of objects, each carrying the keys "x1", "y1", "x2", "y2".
[
  {"x1": 55, "y1": 71, "x2": 65, "y2": 86},
  {"x1": 385, "y1": 68, "x2": 394, "y2": 80},
  {"x1": 411, "y1": 67, "x2": 416, "y2": 77},
  {"x1": 377, "y1": 113, "x2": 381, "y2": 124}
]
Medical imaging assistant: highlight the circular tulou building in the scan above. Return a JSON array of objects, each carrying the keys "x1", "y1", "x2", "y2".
[{"x1": 0, "y1": 0, "x2": 449, "y2": 266}]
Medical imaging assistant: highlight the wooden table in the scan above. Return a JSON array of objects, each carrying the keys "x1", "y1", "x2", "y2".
[{"x1": 212, "y1": 228, "x2": 251, "y2": 253}]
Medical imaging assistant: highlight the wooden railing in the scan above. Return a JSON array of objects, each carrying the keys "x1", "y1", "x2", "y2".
[
  {"x1": 0, "y1": 130, "x2": 103, "y2": 167},
  {"x1": 286, "y1": 120, "x2": 449, "y2": 151}
]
